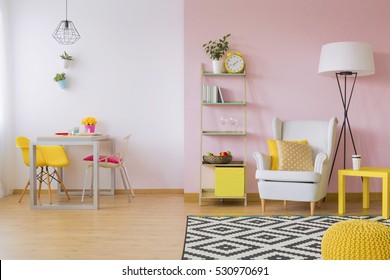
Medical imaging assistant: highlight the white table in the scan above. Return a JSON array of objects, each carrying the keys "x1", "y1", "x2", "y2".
[{"x1": 30, "y1": 134, "x2": 112, "y2": 210}]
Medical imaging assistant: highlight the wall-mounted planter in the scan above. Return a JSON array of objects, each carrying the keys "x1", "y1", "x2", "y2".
[
  {"x1": 57, "y1": 79, "x2": 68, "y2": 89},
  {"x1": 54, "y1": 73, "x2": 67, "y2": 89},
  {"x1": 60, "y1": 51, "x2": 74, "y2": 69},
  {"x1": 63, "y1": 60, "x2": 73, "y2": 69}
]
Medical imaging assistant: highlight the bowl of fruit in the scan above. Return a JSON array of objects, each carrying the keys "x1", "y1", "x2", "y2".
[{"x1": 203, "y1": 151, "x2": 232, "y2": 164}]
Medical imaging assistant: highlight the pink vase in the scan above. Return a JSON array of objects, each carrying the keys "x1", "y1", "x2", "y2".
[{"x1": 85, "y1": 125, "x2": 96, "y2": 133}]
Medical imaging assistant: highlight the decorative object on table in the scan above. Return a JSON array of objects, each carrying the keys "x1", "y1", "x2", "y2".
[
  {"x1": 202, "y1": 34, "x2": 231, "y2": 73},
  {"x1": 203, "y1": 151, "x2": 232, "y2": 164},
  {"x1": 321, "y1": 219, "x2": 390, "y2": 260},
  {"x1": 82, "y1": 134, "x2": 134, "y2": 203},
  {"x1": 182, "y1": 215, "x2": 390, "y2": 260},
  {"x1": 253, "y1": 117, "x2": 338, "y2": 215},
  {"x1": 60, "y1": 51, "x2": 74, "y2": 68},
  {"x1": 318, "y1": 42, "x2": 375, "y2": 179},
  {"x1": 55, "y1": 132, "x2": 69, "y2": 136},
  {"x1": 352, "y1": 154, "x2": 361, "y2": 170},
  {"x1": 53, "y1": 72, "x2": 67, "y2": 89},
  {"x1": 52, "y1": 0, "x2": 81, "y2": 45},
  {"x1": 81, "y1": 116, "x2": 97, "y2": 133},
  {"x1": 224, "y1": 52, "x2": 245, "y2": 73}
]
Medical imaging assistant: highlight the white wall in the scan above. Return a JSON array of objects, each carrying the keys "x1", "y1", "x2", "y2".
[{"x1": 6, "y1": 0, "x2": 184, "y2": 192}]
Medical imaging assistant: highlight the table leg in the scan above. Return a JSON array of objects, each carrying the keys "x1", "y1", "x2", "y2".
[
  {"x1": 29, "y1": 143, "x2": 38, "y2": 207},
  {"x1": 338, "y1": 172, "x2": 346, "y2": 215},
  {"x1": 362, "y1": 177, "x2": 370, "y2": 209},
  {"x1": 383, "y1": 174, "x2": 389, "y2": 219}
]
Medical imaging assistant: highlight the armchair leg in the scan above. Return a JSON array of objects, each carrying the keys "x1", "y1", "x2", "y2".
[
  {"x1": 310, "y1": 202, "x2": 315, "y2": 215},
  {"x1": 261, "y1": 199, "x2": 265, "y2": 212},
  {"x1": 284, "y1": 200, "x2": 287, "y2": 208}
]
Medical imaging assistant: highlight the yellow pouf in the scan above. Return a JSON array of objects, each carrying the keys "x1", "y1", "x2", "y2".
[{"x1": 321, "y1": 220, "x2": 390, "y2": 260}]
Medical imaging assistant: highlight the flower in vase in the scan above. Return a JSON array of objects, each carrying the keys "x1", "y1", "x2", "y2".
[{"x1": 81, "y1": 117, "x2": 98, "y2": 126}]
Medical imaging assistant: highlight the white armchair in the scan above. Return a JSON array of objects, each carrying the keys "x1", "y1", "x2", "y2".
[{"x1": 253, "y1": 117, "x2": 338, "y2": 215}]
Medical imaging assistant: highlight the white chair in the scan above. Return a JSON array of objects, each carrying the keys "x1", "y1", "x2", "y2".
[
  {"x1": 81, "y1": 134, "x2": 134, "y2": 202},
  {"x1": 253, "y1": 117, "x2": 338, "y2": 215}
]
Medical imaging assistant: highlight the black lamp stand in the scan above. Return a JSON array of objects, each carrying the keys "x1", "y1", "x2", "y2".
[{"x1": 329, "y1": 71, "x2": 359, "y2": 182}]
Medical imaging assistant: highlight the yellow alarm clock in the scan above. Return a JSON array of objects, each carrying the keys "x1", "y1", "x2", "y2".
[{"x1": 224, "y1": 52, "x2": 245, "y2": 73}]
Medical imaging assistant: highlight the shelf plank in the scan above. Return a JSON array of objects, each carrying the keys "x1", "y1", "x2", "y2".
[
  {"x1": 202, "y1": 101, "x2": 246, "y2": 105},
  {"x1": 202, "y1": 131, "x2": 247, "y2": 136},
  {"x1": 202, "y1": 71, "x2": 246, "y2": 77},
  {"x1": 200, "y1": 188, "x2": 246, "y2": 199},
  {"x1": 202, "y1": 160, "x2": 246, "y2": 167}
]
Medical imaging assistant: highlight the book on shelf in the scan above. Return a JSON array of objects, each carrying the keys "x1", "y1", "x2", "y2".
[
  {"x1": 202, "y1": 85, "x2": 224, "y2": 104},
  {"x1": 217, "y1": 86, "x2": 224, "y2": 103}
]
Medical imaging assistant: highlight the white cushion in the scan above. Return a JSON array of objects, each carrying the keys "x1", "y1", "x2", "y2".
[{"x1": 255, "y1": 169, "x2": 321, "y2": 183}]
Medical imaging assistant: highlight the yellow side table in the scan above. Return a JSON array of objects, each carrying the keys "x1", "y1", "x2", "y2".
[{"x1": 338, "y1": 167, "x2": 390, "y2": 219}]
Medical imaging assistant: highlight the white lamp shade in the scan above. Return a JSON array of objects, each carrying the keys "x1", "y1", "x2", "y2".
[{"x1": 318, "y1": 42, "x2": 375, "y2": 76}]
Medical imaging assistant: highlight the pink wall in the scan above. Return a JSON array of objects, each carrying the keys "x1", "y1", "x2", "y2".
[{"x1": 184, "y1": 0, "x2": 390, "y2": 194}]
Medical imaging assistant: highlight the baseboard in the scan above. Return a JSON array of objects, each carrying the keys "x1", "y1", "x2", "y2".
[
  {"x1": 12, "y1": 188, "x2": 184, "y2": 195},
  {"x1": 185, "y1": 192, "x2": 383, "y2": 203}
]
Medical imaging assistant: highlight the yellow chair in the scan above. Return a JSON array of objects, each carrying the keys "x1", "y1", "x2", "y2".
[
  {"x1": 16, "y1": 136, "x2": 47, "y2": 203},
  {"x1": 15, "y1": 136, "x2": 70, "y2": 204},
  {"x1": 81, "y1": 134, "x2": 134, "y2": 202}
]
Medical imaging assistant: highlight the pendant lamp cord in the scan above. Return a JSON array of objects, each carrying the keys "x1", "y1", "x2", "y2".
[{"x1": 65, "y1": 0, "x2": 68, "y2": 20}]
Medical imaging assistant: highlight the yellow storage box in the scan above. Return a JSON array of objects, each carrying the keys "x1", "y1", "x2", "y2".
[{"x1": 215, "y1": 167, "x2": 245, "y2": 197}]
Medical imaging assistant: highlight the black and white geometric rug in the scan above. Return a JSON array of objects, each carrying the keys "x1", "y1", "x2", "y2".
[{"x1": 182, "y1": 215, "x2": 390, "y2": 260}]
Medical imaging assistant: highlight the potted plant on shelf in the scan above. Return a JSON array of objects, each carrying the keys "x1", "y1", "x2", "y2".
[
  {"x1": 202, "y1": 34, "x2": 231, "y2": 73},
  {"x1": 60, "y1": 51, "x2": 74, "y2": 68},
  {"x1": 53, "y1": 72, "x2": 67, "y2": 89}
]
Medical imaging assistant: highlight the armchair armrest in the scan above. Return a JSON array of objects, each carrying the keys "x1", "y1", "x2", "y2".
[
  {"x1": 314, "y1": 152, "x2": 327, "y2": 173},
  {"x1": 253, "y1": 151, "x2": 271, "y2": 170}
]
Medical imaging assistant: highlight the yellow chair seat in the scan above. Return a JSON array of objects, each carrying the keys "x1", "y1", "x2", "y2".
[{"x1": 321, "y1": 219, "x2": 390, "y2": 260}]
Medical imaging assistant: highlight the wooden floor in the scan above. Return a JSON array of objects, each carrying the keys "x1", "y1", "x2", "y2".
[{"x1": 0, "y1": 192, "x2": 384, "y2": 260}]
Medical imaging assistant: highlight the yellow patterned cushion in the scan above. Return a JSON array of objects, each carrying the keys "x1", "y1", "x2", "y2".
[
  {"x1": 267, "y1": 139, "x2": 307, "y2": 170},
  {"x1": 276, "y1": 140, "x2": 313, "y2": 171},
  {"x1": 321, "y1": 220, "x2": 390, "y2": 260}
]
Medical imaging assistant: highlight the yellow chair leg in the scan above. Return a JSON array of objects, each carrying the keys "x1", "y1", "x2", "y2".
[
  {"x1": 18, "y1": 179, "x2": 30, "y2": 203},
  {"x1": 54, "y1": 169, "x2": 70, "y2": 200},
  {"x1": 261, "y1": 199, "x2": 265, "y2": 212}
]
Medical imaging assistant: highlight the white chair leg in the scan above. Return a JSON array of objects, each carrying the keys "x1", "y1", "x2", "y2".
[
  {"x1": 123, "y1": 165, "x2": 135, "y2": 198},
  {"x1": 119, "y1": 167, "x2": 131, "y2": 202}
]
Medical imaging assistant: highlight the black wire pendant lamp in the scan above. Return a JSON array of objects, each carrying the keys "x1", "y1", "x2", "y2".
[{"x1": 52, "y1": 0, "x2": 81, "y2": 45}]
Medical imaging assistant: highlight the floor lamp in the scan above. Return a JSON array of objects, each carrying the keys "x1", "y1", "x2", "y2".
[{"x1": 318, "y1": 42, "x2": 375, "y2": 180}]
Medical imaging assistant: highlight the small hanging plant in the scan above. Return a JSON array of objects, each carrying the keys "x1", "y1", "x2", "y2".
[
  {"x1": 54, "y1": 73, "x2": 66, "y2": 81},
  {"x1": 60, "y1": 51, "x2": 74, "y2": 68},
  {"x1": 54, "y1": 73, "x2": 67, "y2": 89},
  {"x1": 60, "y1": 51, "x2": 73, "y2": 61}
]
